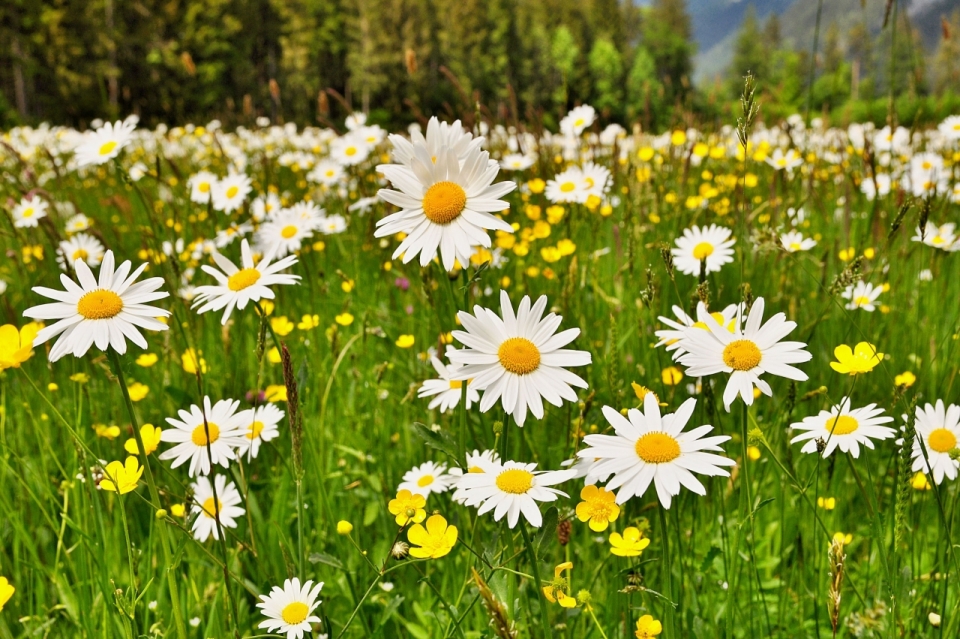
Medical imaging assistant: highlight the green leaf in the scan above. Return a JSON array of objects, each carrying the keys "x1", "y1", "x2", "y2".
[
  {"x1": 536, "y1": 507, "x2": 559, "y2": 553},
  {"x1": 308, "y1": 552, "x2": 343, "y2": 570},
  {"x1": 411, "y1": 422, "x2": 459, "y2": 460}
]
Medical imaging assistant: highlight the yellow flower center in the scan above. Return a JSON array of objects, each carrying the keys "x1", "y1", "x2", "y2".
[
  {"x1": 422, "y1": 181, "x2": 467, "y2": 225},
  {"x1": 929, "y1": 428, "x2": 957, "y2": 453},
  {"x1": 692, "y1": 242, "x2": 714, "y2": 260},
  {"x1": 246, "y1": 421, "x2": 264, "y2": 440},
  {"x1": 325, "y1": 170, "x2": 335, "y2": 177},
  {"x1": 468, "y1": 466, "x2": 484, "y2": 473},
  {"x1": 585, "y1": 500, "x2": 616, "y2": 521},
  {"x1": 789, "y1": 242, "x2": 802, "y2": 251},
  {"x1": 201, "y1": 497, "x2": 222, "y2": 519},
  {"x1": 417, "y1": 474, "x2": 435, "y2": 487},
  {"x1": 853, "y1": 296, "x2": 871, "y2": 307},
  {"x1": 722, "y1": 339, "x2": 762, "y2": 371},
  {"x1": 22, "y1": 207, "x2": 34, "y2": 217},
  {"x1": 225, "y1": 186, "x2": 239, "y2": 199},
  {"x1": 345, "y1": 146, "x2": 357, "y2": 156},
  {"x1": 559, "y1": 181, "x2": 576, "y2": 193},
  {"x1": 497, "y1": 337, "x2": 541, "y2": 375},
  {"x1": 77, "y1": 289, "x2": 124, "y2": 320},
  {"x1": 99, "y1": 141, "x2": 118, "y2": 156},
  {"x1": 826, "y1": 415, "x2": 858, "y2": 435},
  {"x1": 692, "y1": 312, "x2": 732, "y2": 332},
  {"x1": 72, "y1": 248, "x2": 89, "y2": 261},
  {"x1": 281, "y1": 225, "x2": 298, "y2": 239},
  {"x1": 198, "y1": 182, "x2": 210, "y2": 193},
  {"x1": 191, "y1": 422, "x2": 220, "y2": 447},
  {"x1": 634, "y1": 432, "x2": 681, "y2": 464},
  {"x1": 496, "y1": 468, "x2": 534, "y2": 494},
  {"x1": 574, "y1": 118, "x2": 584, "y2": 127},
  {"x1": 448, "y1": 379, "x2": 463, "y2": 390},
  {"x1": 281, "y1": 601, "x2": 309, "y2": 625},
  {"x1": 227, "y1": 268, "x2": 261, "y2": 291}
]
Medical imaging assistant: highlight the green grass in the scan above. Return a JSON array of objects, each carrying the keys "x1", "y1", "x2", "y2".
[{"x1": 0, "y1": 121, "x2": 959, "y2": 639}]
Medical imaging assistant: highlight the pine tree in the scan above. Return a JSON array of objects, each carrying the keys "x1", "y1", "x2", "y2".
[
  {"x1": 588, "y1": 38, "x2": 623, "y2": 117},
  {"x1": 642, "y1": 0, "x2": 694, "y2": 104}
]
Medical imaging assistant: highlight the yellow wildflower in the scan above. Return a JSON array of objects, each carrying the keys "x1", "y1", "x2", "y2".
[
  {"x1": 100, "y1": 457, "x2": 143, "y2": 495},
  {"x1": 830, "y1": 342, "x2": 883, "y2": 375},
  {"x1": 388, "y1": 489, "x2": 427, "y2": 526},
  {"x1": 124, "y1": 424, "x2": 162, "y2": 456},
  {"x1": 265, "y1": 385, "x2": 287, "y2": 402},
  {"x1": 271, "y1": 316, "x2": 294, "y2": 337},
  {"x1": 635, "y1": 615, "x2": 663, "y2": 639},
  {"x1": 135, "y1": 353, "x2": 158, "y2": 367},
  {"x1": 127, "y1": 382, "x2": 149, "y2": 402},
  {"x1": 181, "y1": 348, "x2": 208, "y2": 374},
  {"x1": 94, "y1": 424, "x2": 121, "y2": 440},
  {"x1": 0, "y1": 322, "x2": 42, "y2": 370},
  {"x1": 609, "y1": 527, "x2": 650, "y2": 557},
  {"x1": 335, "y1": 312, "x2": 354, "y2": 326},
  {"x1": 396, "y1": 334, "x2": 415, "y2": 348},
  {"x1": 542, "y1": 562, "x2": 578, "y2": 608},
  {"x1": 575, "y1": 485, "x2": 620, "y2": 532},
  {"x1": 0, "y1": 577, "x2": 14, "y2": 612},
  {"x1": 661, "y1": 366, "x2": 684, "y2": 386},
  {"x1": 337, "y1": 520, "x2": 354, "y2": 535},
  {"x1": 407, "y1": 514, "x2": 458, "y2": 559},
  {"x1": 895, "y1": 371, "x2": 916, "y2": 387}
]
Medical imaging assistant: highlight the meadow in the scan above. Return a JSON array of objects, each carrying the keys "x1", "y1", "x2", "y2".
[{"x1": 1, "y1": 102, "x2": 959, "y2": 639}]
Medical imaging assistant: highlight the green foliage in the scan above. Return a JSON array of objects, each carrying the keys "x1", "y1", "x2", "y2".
[{"x1": 587, "y1": 38, "x2": 623, "y2": 117}]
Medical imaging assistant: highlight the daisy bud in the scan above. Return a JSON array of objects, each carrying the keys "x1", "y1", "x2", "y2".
[{"x1": 391, "y1": 541, "x2": 410, "y2": 559}]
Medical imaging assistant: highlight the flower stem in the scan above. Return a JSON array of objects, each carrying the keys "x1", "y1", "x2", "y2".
[
  {"x1": 519, "y1": 523, "x2": 552, "y2": 639},
  {"x1": 586, "y1": 605, "x2": 610, "y2": 639},
  {"x1": 657, "y1": 505, "x2": 676, "y2": 637},
  {"x1": 108, "y1": 349, "x2": 188, "y2": 639}
]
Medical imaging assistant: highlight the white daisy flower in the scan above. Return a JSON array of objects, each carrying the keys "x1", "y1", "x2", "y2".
[
  {"x1": 765, "y1": 148, "x2": 803, "y2": 171},
  {"x1": 671, "y1": 224, "x2": 736, "y2": 276},
  {"x1": 909, "y1": 153, "x2": 948, "y2": 197},
  {"x1": 214, "y1": 222, "x2": 253, "y2": 249},
  {"x1": 256, "y1": 208, "x2": 320, "y2": 258},
  {"x1": 454, "y1": 457, "x2": 575, "y2": 528},
  {"x1": 251, "y1": 193, "x2": 283, "y2": 222},
  {"x1": 211, "y1": 172, "x2": 252, "y2": 213},
  {"x1": 11, "y1": 196, "x2": 48, "y2": 228},
  {"x1": 329, "y1": 134, "x2": 371, "y2": 166},
  {"x1": 912, "y1": 223, "x2": 957, "y2": 251},
  {"x1": 24, "y1": 250, "x2": 170, "y2": 362},
  {"x1": 65, "y1": 213, "x2": 91, "y2": 234},
  {"x1": 257, "y1": 578, "x2": 324, "y2": 639},
  {"x1": 578, "y1": 394, "x2": 735, "y2": 509},
  {"x1": 559, "y1": 105, "x2": 596, "y2": 138},
  {"x1": 189, "y1": 474, "x2": 245, "y2": 542},
  {"x1": 307, "y1": 160, "x2": 345, "y2": 186},
  {"x1": 160, "y1": 396, "x2": 249, "y2": 477},
  {"x1": 418, "y1": 347, "x2": 480, "y2": 413},
  {"x1": 655, "y1": 303, "x2": 739, "y2": 359},
  {"x1": 57, "y1": 233, "x2": 105, "y2": 269},
  {"x1": 500, "y1": 153, "x2": 536, "y2": 171},
  {"x1": 74, "y1": 118, "x2": 136, "y2": 167},
  {"x1": 188, "y1": 171, "x2": 218, "y2": 204},
  {"x1": 448, "y1": 291, "x2": 591, "y2": 426},
  {"x1": 780, "y1": 230, "x2": 817, "y2": 253},
  {"x1": 938, "y1": 115, "x2": 960, "y2": 141},
  {"x1": 192, "y1": 239, "x2": 300, "y2": 325},
  {"x1": 676, "y1": 298, "x2": 812, "y2": 410},
  {"x1": 790, "y1": 397, "x2": 895, "y2": 458},
  {"x1": 841, "y1": 281, "x2": 883, "y2": 312},
  {"x1": 319, "y1": 214, "x2": 347, "y2": 235},
  {"x1": 375, "y1": 142, "x2": 515, "y2": 271},
  {"x1": 581, "y1": 162, "x2": 611, "y2": 199},
  {"x1": 907, "y1": 400, "x2": 960, "y2": 485},
  {"x1": 449, "y1": 449, "x2": 501, "y2": 504},
  {"x1": 398, "y1": 461, "x2": 456, "y2": 498},
  {"x1": 238, "y1": 403, "x2": 284, "y2": 460},
  {"x1": 544, "y1": 166, "x2": 586, "y2": 204}
]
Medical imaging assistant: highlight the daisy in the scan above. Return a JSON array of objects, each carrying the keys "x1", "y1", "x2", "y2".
[
  {"x1": 237, "y1": 403, "x2": 284, "y2": 460},
  {"x1": 211, "y1": 172, "x2": 252, "y2": 213},
  {"x1": 790, "y1": 397, "x2": 896, "y2": 458},
  {"x1": 765, "y1": 148, "x2": 803, "y2": 171},
  {"x1": 418, "y1": 347, "x2": 480, "y2": 413},
  {"x1": 307, "y1": 160, "x2": 345, "y2": 186},
  {"x1": 251, "y1": 193, "x2": 283, "y2": 222},
  {"x1": 671, "y1": 225, "x2": 735, "y2": 276},
  {"x1": 24, "y1": 251, "x2": 170, "y2": 362},
  {"x1": 448, "y1": 291, "x2": 591, "y2": 426},
  {"x1": 560, "y1": 105, "x2": 596, "y2": 138},
  {"x1": 912, "y1": 222, "x2": 957, "y2": 251},
  {"x1": 159, "y1": 396, "x2": 249, "y2": 476},
  {"x1": 655, "y1": 303, "x2": 739, "y2": 359},
  {"x1": 780, "y1": 230, "x2": 817, "y2": 253},
  {"x1": 65, "y1": 213, "x2": 91, "y2": 234},
  {"x1": 329, "y1": 134, "x2": 371, "y2": 166},
  {"x1": 578, "y1": 394, "x2": 734, "y2": 509},
  {"x1": 191, "y1": 239, "x2": 300, "y2": 325},
  {"x1": 907, "y1": 400, "x2": 960, "y2": 485},
  {"x1": 256, "y1": 208, "x2": 320, "y2": 258},
  {"x1": 375, "y1": 142, "x2": 515, "y2": 271},
  {"x1": 500, "y1": 153, "x2": 536, "y2": 171},
  {"x1": 398, "y1": 461, "x2": 456, "y2": 498},
  {"x1": 319, "y1": 214, "x2": 347, "y2": 235},
  {"x1": 544, "y1": 167, "x2": 586, "y2": 204},
  {"x1": 909, "y1": 153, "x2": 948, "y2": 197},
  {"x1": 449, "y1": 449, "x2": 501, "y2": 504},
  {"x1": 581, "y1": 162, "x2": 611, "y2": 200},
  {"x1": 455, "y1": 457, "x2": 576, "y2": 528},
  {"x1": 57, "y1": 233, "x2": 105, "y2": 269},
  {"x1": 11, "y1": 196, "x2": 48, "y2": 228},
  {"x1": 257, "y1": 578, "x2": 324, "y2": 639},
  {"x1": 676, "y1": 298, "x2": 812, "y2": 409},
  {"x1": 841, "y1": 281, "x2": 883, "y2": 312},
  {"x1": 189, "y1": 474, "x2": 245, "y2": 542},
  {"x1": 188, "y1": 171, "x2": 218, "y2": 204},
  {"x1": 74, "y1": 118, "x2": 136, "y2": 167},
  {"x1": 938, "y1": 115, "x2": 960, "y2": 141}
]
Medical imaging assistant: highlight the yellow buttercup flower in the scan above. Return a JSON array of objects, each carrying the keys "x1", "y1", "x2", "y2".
[
  {"x1": 100, "y1": 457, "x2": 144, "y2": 495},
  {"x1": 895, "y1": 371, "x2": 916, "y2": 387},
  {"x1": 575, "y1": 485, "x2": 620, "y2": 532},
  {"x1": 388, "y1": 489, "x2": 427, "y2": 527},
  {"x1": 635, "y1": 614, "x2": 663, "y2": 638},
  {"x1": 170, "y1": 503, "x2": 186, "y2": 517},
  {"x1": 661, "y1": 366, "x2": 684, "y2": 386},
  {"x1": 911, "y1": 472, "x2": 931, "y2": 491},
  {"x1": 337, "y1": 520, "x2": 354, "y2": 535},
  {"x1": 395, "y1": 334, "x2": 415, "y2": 348},
  {"x1": 181, "y1": 348, "x2": 208, "y2": 374},
  {"x1": 70, "y1": 372, "x2": 89, "y2": 384},
  {"x1": 297, "y1": 314, "x2": 320, "y2": 330},
  {"x1": 542, "y1": 562, "x2": 578, "y2": 608},
  {"x1": 817, "y1": 496, "x2": 836, "y2": 510},
  {"x1": 271, "y1": 316, "x2": 294, "y2": 337},
  {"x1": 135, "y1": 353, "x2": 158, "y2": 367},
  {"x1": 0, "y1": 576, "x2": 14, "y2": 612},
  {"x1": 335, "y1": 312, "x2": 354, "y2": 326},
  {"x1": 830, "y1": 342, "x2": 883, "y2": 375},
  {"x1": 124, "y1": 424, "x2": 162, "y2": 456},
  {"x1": 609, "y1": 527, "x2": 650, "y2": 557},
  {"x1": 528, "y1": 178, "x2": 545, "y2": 194},
  {"x1": 0, "y1": 322, "x2": 43, "y2": 370},
  {"x1": 127, "y1": 382, "x2": 149, "y2": 402},
  {"x1": 407, "y1": 514, "x2": 457, "y2": 559},
  {"x1": 94, "y1": 424, "x2": 121, "y2": 440},
  {"x1": 265, "y1": 385, "x2": 287, "y2": 402},
  {"x1": 631, "y1": 382, "x2": 666, "y2": 406}
]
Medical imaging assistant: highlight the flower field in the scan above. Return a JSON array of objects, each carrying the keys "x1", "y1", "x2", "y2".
[{"x1": 1, "y1": 105, "x2": 960, "y2": 639}]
